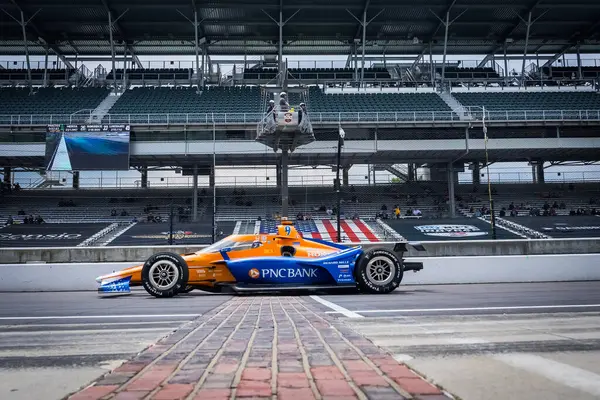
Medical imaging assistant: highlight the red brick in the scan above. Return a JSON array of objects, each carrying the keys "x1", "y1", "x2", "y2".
[
  {"x1": 68, "y1": 385, "x2": 118, "y2": 400},
  {"x1": 370, "y1": 356, "x2": 398, "y2": 366},
  {"x1": 379, "y1": 364, "x2": 417, "y2": 379},
  {"x1": 126, "y1": 367, "x2": 176, "y2": 392},
  {"x1": 152, "y1": 384, "x2": 194, "y2": 399},
  {"x1": 127, "y1": 365, "x2": 177, "y2": 391},
  {"x1": 343, "y1": 360, "x2": 372, "y2": 371},
  {"x1": 278, "y1": 372, "x2": 310, "y2": 388},
  {"x1": 114, "y1": 363, "x2": 147, "y2": 373},
  {"x1": 278, "y1": 387, "x2": 316, "y2": 400},
  {"x1": 349, "y1": 371, "x2": 388, "y2": 387},
  {"x1": 113, "y1": 391, "x2": 150, "y2": 400},
  {"x1": 394, "y1": 378, "x2": 442, "y2": 395},
  {"x1": 315, "y1": 380, "x2": 355, "y2": 396},
  {"x1": 236, "y1": 380, "x2": 272, "y2": 397},
  {"x1": 213, "y1": 363, "x2": 239, "y2": 374},
  {"x1": 193, "y1": 388, "x2": 231, "y2": 400},
  {"x1": 241, "y1": 367, "x2": 271, "y2": 381},
  {"x1": 321, "y1": 396, "x2": 358, "y2": 400},
  {"x1": 311, "y1": 366, "x2": 344, "y2": 380}
]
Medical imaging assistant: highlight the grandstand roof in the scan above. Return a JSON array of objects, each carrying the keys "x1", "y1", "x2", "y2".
[{"x1": 0, "y1": 0, "x2": 599, "y2": 57}]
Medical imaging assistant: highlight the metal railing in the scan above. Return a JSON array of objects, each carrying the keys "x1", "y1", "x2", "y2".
[{"x1": 1, "y1": 109, "x2": 600, "y2": 126}]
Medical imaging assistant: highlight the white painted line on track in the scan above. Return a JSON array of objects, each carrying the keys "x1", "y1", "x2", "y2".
[
  {"x1": 323, "y1": 304, "x2": 600, "y2": 314},
  {"x1": 0, "y1": 321, "x2": 190, "y2": 328},
  {"x1": 494, "y1": 354, "x2": 600, "y2": 397},
  {"x1": 310, "y1": 295, "x2": 364, "y2": 319},
  {"x1": 0, "y1": 327, "x2": 174, "y2": 335},
  {"x1": 0, "y1": 314, "x2": 201, "y2": 320}
]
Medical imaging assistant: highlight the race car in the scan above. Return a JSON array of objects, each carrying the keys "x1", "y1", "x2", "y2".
[{"x1": 96, "y1": 219, "x2": 424, "y2": 297}]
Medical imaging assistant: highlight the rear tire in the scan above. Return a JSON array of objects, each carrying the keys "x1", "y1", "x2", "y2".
[
  {"x1": 355, "y1": 248, "x2": 402, "y2": 294},
  {"x1": 141, "y1": 252, "x2": 189, "y2": 298}
]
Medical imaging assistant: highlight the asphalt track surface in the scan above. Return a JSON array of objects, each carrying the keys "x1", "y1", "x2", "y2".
[
  {"x1": 0, "y1": 290, "x2": 231, "y2": 400},
  {"x1": 2, "y1": 282, "x2": 600, "y2": 400},
  {"x1": 313, "y1": 281, "x2": 600, "y2": 317}
]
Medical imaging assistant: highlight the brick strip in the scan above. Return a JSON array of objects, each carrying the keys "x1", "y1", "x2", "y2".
[
  {"x1": 276, "y1": 299, "x2": 321, "y2": 400},
  {"x1": 66, "y1": 297, "x2": 454, "y2": 400},
  {"x1": 282, "y1": 299, "x2": 367, "y2": 400},
  {"x1": 294, "y1": 298, "x2": 453, "y2": 399},
  {"x1": 188, "y1": 298, "x2": 260, "y2": 399}
]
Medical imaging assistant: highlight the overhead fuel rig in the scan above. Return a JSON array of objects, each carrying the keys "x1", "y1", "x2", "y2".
[{"x1": 256, "y1": 66, "x2": 315, "y2": 219}]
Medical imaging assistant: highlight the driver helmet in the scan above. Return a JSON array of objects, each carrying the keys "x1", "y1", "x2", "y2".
[
  {"x1": 269, "y1": 99, "x2": 275, "y2": 103},
  {"x1": 280, "y1": 92, "x2": 286, "y2": 97}
]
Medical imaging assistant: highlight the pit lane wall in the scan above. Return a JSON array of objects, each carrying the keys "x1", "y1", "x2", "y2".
[{"x1": 0, "y1": 238, "x2": 599, "y2": 291}]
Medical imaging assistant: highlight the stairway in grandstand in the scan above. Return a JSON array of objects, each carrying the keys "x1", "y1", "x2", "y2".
[{"x1": 258, "y1": 218, "x2": 381, "y2": 242}]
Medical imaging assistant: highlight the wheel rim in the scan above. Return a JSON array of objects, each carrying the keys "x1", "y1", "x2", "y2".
[
  {"x1": 148, "y1": 260, "x2": 179, "y2": 290},
  {"x1": 366, "y1": 256, "x2": 395, "y2": 286}
]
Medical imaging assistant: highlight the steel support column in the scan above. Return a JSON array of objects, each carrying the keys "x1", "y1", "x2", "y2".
[
  {"x1": 279, "y1": 7, "x2": 283, "y2": 78},
  {"x1": 192, "y1": 164, "x2": 198, "y2": 222},
  {"x1": 408, "y1": 164, "x2": 415, "y2": 182},
  {"x1": 577, "y1": 45, "x2": 582, "y2": 79},
  {"x1": 281, "y1": 150, "x2": 289, "y2": 218},
  {"x1": 354, "y1": 43, "x2": 358, "y2": 80},
  {"x1": 536, "y1": 162, "x2": 545, "y2": 183},
  {"x1": 504, "y1": 45, "x2": 509, "y2": 85},
  {"x1": 441, "y1": 11, "x2": 450, "y2": 88},
  {"x1": 19, "y1": 10, "x2": 32, "y2": 92},
  {"x1": 360, "y1": 9, "x2": 367, "y2": 84},
  {"x1": 43, "y1": 47, "x2": 49, "y2": 87},
  {"x1": 448, "y1": 162, "x2": 456, "y2": 218},
  {"x1": 141, "y1": 166, "x2": 148, "y2": 188},
  {"x1": 108, "y1": 11, "x2": 117, "y2": 91},
  {"x1": 342, "y1": 167, "x2": 349, "y2": 187},
  {"x1": 429, "y1": 42, "x2": 434, "y2": 86},
  {"x1": 472, "y1": 163, "x2": 481, "y2": 185},
  {"x1": 122, "y1": 46, "x2": 127, "y2": 89},
  {"x1": 3, "y1": 167, "x2": 11, "y2": 185},
  {"x1": 520, "y1": 11, "x2": 532, "y2": 86},
  {"x1": 201, "y1": 44, "x2": 205, "y2": 86},
  {"x1": 194, "y1": 9, "x2": 200, "y2": 84}
]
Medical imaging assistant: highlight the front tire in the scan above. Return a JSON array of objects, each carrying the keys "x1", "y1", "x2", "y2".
[
  {"x1": 355, "y1": 248, "x2": 403, "y2": 294},
  {"x1": 141, "y1": 252, "x2": 189, "y2": 298}
]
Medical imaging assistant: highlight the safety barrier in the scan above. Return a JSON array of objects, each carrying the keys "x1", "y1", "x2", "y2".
[
  {"x1": 2, "y1": 109, "x2": 600, "y2": 126},
  {"x1": 0, "y1": 238, "x2": 598, "y2": 264}
]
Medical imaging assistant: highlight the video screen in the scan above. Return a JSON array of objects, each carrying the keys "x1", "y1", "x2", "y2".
[{"x1": 45, "y1": 124, "x2": 130, "y2": 171}]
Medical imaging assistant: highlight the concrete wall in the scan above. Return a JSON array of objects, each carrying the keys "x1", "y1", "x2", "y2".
[
  {"x1": 1, "y1": 238, "x2": 598, "y2": 264},
  {"x1": 2, "y1": 254, "x2": 599, "y2": 292}
]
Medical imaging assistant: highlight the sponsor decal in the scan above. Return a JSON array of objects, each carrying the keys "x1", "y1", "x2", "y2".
[
  {"x1": 0, "y1": 233, "x2": 82, "y2": 241},
  {"x1": 248, "y1": 268, "x2": 260, "y2": 279},
  {"x1": 99, "y1": 276, "x2": 131, "y2": 293},
  {"x1": 132, "y1": 230, "x2": 210, "y2": 240},
  {"x1": 308, "y1": 251, "x2": 330, "y2": 257},
  {"x1": 415, "y1": 224, "x2": 488, "y2": 237},
  {"x1": 261, "y1": 268, "x2": 318, "y2": 279}
]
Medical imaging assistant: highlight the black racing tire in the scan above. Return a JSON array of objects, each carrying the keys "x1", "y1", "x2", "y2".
[
  {"x1": 141, "y1": 252, "x2": 189, "y2": 298},
  {"x1": 355, "y1": 248, "x2": 403, "y2": 294}
]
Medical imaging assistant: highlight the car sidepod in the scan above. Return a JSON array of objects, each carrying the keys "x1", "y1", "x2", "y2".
[{"x1": 225, "y1": 246, "x2": 362, "y2": 286}]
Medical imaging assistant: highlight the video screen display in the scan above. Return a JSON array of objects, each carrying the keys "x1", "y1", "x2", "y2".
[{"x1": 45, "y1": 124, "x2": 130, "y2": 171}]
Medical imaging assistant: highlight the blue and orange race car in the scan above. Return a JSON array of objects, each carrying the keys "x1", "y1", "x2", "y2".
[{"x1": 96, "y1": 219, "x2": 424, "y2": 297}]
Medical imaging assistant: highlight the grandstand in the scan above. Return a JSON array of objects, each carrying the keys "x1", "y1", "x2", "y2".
[{"x1": 1, "y1": 0, "x2": 600, "y2": 248}]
